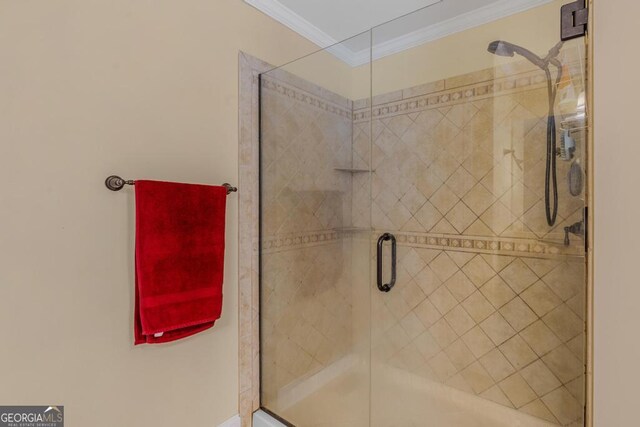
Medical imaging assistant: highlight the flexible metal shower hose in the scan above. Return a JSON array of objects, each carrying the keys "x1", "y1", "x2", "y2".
[{"x1": 544, "y1": 65, "x2": 563, "y2": 226}]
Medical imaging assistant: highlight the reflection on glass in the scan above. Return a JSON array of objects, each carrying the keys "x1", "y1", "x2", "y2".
[{"x1": 260, "y1": 1, "x2": 587, "y2": 425}]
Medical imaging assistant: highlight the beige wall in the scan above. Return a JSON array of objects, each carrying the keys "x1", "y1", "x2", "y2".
[
  {"x1": 0, "y1": 0, "x2": 634, "y2": 424},
  {"x1": 593, "y1": 0, "x2": 640, "y2": 425},
  {"x1": 0, "y1": 1, "x2": 318, "y2": 426}
]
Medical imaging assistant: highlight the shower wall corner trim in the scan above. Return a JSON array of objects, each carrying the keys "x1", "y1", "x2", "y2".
[
  {"x1": 243, "y1": 0, "x2": 357, "y2": 65},
  {"x1": 238, "y1": 51, "x2": 273, "y2": 427}
]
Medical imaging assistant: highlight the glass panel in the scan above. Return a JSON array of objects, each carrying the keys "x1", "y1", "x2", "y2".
[
  {"x1": 259, "y1": 31, "x2": 372, "y2": 426},
  {"x1": 370, "y1": 2, "x2": 587, "y2": 426}
]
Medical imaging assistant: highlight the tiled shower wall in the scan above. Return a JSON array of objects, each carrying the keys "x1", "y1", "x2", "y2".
[
  {"x1": 372, "y1": 248, "x2": 585, "y2": 425},
  {"x1": 259, "y1": 72, "x2": 356, "y2": 406},
  {"x1": 360, "y1": 63, "x2": 586, "y2": 426},
  {"x1": 259, "y1": 58, "x2": 586, "y2": 426},
  {"x1": 352, "y1": 65, "x2": 585, "y2": 243}
]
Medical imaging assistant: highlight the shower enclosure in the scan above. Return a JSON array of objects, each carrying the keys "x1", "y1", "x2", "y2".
[{"x1": 258, "y1": 1, "x2": 589, "y2": 425}]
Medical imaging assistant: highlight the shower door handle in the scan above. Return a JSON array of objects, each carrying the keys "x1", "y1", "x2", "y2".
[{"x1": 376, "y1": 233, "x2": 396, "y2": 292}]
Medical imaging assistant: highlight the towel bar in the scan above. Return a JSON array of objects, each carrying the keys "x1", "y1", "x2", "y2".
[{"x1": 105, "y1": 175, "x2": 237, "y2": 195}]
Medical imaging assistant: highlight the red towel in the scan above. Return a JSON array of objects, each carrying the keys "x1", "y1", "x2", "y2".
[{"x1": 134, "y1": 180, "x2": 227, "y2": 345}]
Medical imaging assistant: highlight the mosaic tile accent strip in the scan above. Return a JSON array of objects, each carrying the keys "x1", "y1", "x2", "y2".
[
  {"x1": 388, "y1": 230, "x2": 583, "y2": 258},
  {"x1": 262, "y1": 228, "x2": 583, "y2": 258},
  {"x1": 262, "y1": 230, "x2": 341, "y2": 253},
  {"x1": 261, "y1": 77, "x2": 352, "y2": 119},
  {"x1": 354, "y1": 61, "x2": 584, "y2": 123},
  {"x1": 353, "y1": 69, "x2": 547, "y2": 123}
]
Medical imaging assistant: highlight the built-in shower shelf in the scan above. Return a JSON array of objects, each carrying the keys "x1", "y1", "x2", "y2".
[{"x1": 334, "y1": 167, "x2": 373, "y2": 173}]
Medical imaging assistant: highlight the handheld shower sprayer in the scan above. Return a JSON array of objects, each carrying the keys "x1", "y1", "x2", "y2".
[{"x1": 487, "y1": 40, "x2": 564, "y2": 226}]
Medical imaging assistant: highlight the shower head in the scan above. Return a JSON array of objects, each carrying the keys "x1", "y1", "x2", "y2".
[
  {"x1": 487, "y1": 40, "x2": 516, "y2": 57},
  {"x1": 487, "y1": 40, "x2": 547, "y2": 69},
  {"x1": 487, "y1": 39, "x2": 566, "y2": 227}
]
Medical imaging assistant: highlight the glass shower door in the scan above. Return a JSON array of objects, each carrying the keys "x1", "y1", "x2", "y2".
[
  {"x1": 369, "y1": 2, "x2": 587, "y2": 426},
  {"x1": 259, "y1": 2, "x2": 589, "y2": 426},
  {"x1": 259, "y1": 31, "x2": 373, "y2": 427}
]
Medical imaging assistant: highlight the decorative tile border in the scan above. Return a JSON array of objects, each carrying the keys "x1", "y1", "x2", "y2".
[
  {"x1": 353, "y1": 69, "x2": 548, "y2": 122},
  {"x1": 386, "y1": 230, "x2": 584, "y2": 258},
  {"x1": 261, "y1": 230, "x2": 341, "y2": 253},
  {"x1": 261, "y1": 77, "x2": 352, "y2": 119},
  {"x1": 353, "y1": 61, "x2": 585, "y2": 123},
  {"x1": 262, "y1": 228, "x2": 583, "y2": 258}
]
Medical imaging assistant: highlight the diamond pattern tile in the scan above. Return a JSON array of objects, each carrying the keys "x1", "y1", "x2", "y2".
[
  {"x1": 481, "y1": 385, "x2": 514, "y2": 408},
  {"x1": 444, "y1": 305, "x2": 476, "y2": 336},
  {"x1": 480, "y1": 276, "x2": 516, "y2": 309},
  {"x1": 430, "y1": 253, "x2": 459, "y2": 282},
  {"x1": 520, "y1": 320, "x2": 563, "y2": 357},
  {"x1": 542, "y1": 386, "x2": 583, "y2": 425},
  {"x1": 462, "y1": 291, "x2": 495, "y2": 323},
  {"x1": 499, "y1": 259, "x2": 539, "y2": 294},
  {"x1": 431, "y1": 184, "x2": 459, "y2": 215},
  {"x1": 543, "y1": 304, "x2": 584, "y2": 342},
  {"x1": 262, "y1": 65, "x2": 587, "y2": 426},
  {"x1": 414, "y1": 330, "x2": 442, "y2": 360},
  {"x1": 462, "y1": 255, "x2": 496, "y2": 287},
  {"x1": 542, "y1": 345, "x2": 584, "y2": 383},
  {"x1": 461, "y1": 361, "x2": 495, "y2": 394},
  {"x1": 499, "y1": 335, "x2": 537, "y2": 369},
  {"x1": 430, "y1": 285, "x2": 458, "y2": 315},
  {"x1": 521, "y1": 359, "x2": 562, "y2": 397},
  {"x1": 429, "y1": 318, "x2": 458, "y2": 348},
  {"x1": 446, "y1": 167, "x2": 476, "y2": 198},
  {"x1": 444, "y1": 271, "x2": 477, "y2": 302},
  {"x1": 413, "y1": 298, "x2": 441, "y2": 328},
  {"x1": 480, "y1": 348, "x2": 516, "y2": 383},
  {"x1": 481, "y1": 312, "x2": 517, "y2": 345},
  {"x1": 521, "y1": 399, "x2": 559, "y2": 424},
  {"x1": 462, "y1": 326, "x2": 495, "y2": 359},
  {"x1": 446, "y1": 201, "x2": 477, "y2": 232},
  {"x1": 521, "y1": 281, "x2": 563, "y2": 317},
  {"x1": 499, "y1": 297, "x2": 537, "y2": 331},
  {"x1": 463, "y1": 183, "x2": 497, "y2": 216},
  {"x1": 413, "y1": 265, "x2": 442, "y2": 296},
  {"x1": 500, "y1": 373, "x2": 537, "y2": 408},
  {"x1": 430, "y1": 351, "x2": 458, "y2": 381},
  {"x1": 445, "y1": 339, "x2": 477, "y2": 371}
]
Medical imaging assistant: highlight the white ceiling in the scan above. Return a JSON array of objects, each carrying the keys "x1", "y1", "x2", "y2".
[
  {"x1": 245, "y1": 0, "x2": 554, "y2": 66},
  {"x1": 275, "y1": 0, "x2": 444, "y2": 42}
]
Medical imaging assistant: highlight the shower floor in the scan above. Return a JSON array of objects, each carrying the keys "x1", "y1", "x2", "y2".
[{"x1": 276, "y1": 362, "x2": 558, "y2": 427}]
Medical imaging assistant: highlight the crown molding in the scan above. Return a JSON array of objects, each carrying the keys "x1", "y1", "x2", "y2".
[
  {"x1": 349, "y1": 0, "x2": 555, "y2": 66},
  {"x1": 244, "y1": 0, "x2": 358, "y2": 65},
  {"x1": 245, "y1": 0, "x2": 555, "y2": 68}
]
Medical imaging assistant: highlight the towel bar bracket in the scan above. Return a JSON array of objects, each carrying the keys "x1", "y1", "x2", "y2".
[
  {"x1": 222, "y1": 183, "x2": 238, "y2": 194},
  {"x1": 105, "y1": 175, "x2": 237, "y2": 195},
  {"x1": 105, "y1": 175, "x2": 134, "y2": 191}
]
